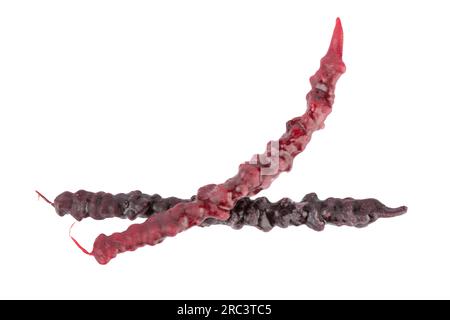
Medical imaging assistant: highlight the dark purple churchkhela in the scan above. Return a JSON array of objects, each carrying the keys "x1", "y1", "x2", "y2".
[
  {"x1": 203, "y1": 193, "x2": 407, "y2": 231},
  {"x1": 54, "y1": 190, "x2": 407, "y2": 231},
  {"x1": 54, "y1": 190, "x2": 186, "y2": 221}
]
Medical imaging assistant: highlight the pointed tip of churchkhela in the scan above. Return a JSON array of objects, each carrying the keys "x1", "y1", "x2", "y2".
[
  {"x1": 320, "y1": 18, "x2": 346, "y2": 74},
  {"x1": 380, "y1": 205, "x2": 408, "y2": 218},
  {"x1": 327, "y1": 17, "x2": 344, "y2": 58}
]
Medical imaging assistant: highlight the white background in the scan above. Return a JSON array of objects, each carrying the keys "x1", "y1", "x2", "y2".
[{"x1": 0, "y1": 1, "x2": 449, "y2": 299}]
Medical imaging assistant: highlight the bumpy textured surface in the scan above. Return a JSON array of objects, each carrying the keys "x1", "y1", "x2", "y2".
[
  {"x1": 54, "y1": 190, "x2": 407, "y2": 231},
  {"x1": 54, "y1": 190, "x2": 187, "y2": 221},
  {"x1": 202, "y1": 193, "x2": 407, "y2": 231},
  {"x1": 85, "y1": 18, "x2": 347, "y2": 264}
]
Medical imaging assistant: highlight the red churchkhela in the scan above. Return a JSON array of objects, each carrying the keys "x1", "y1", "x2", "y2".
[{"x1": 85, "y1": 18, "x2": 346, "y2": 264}]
